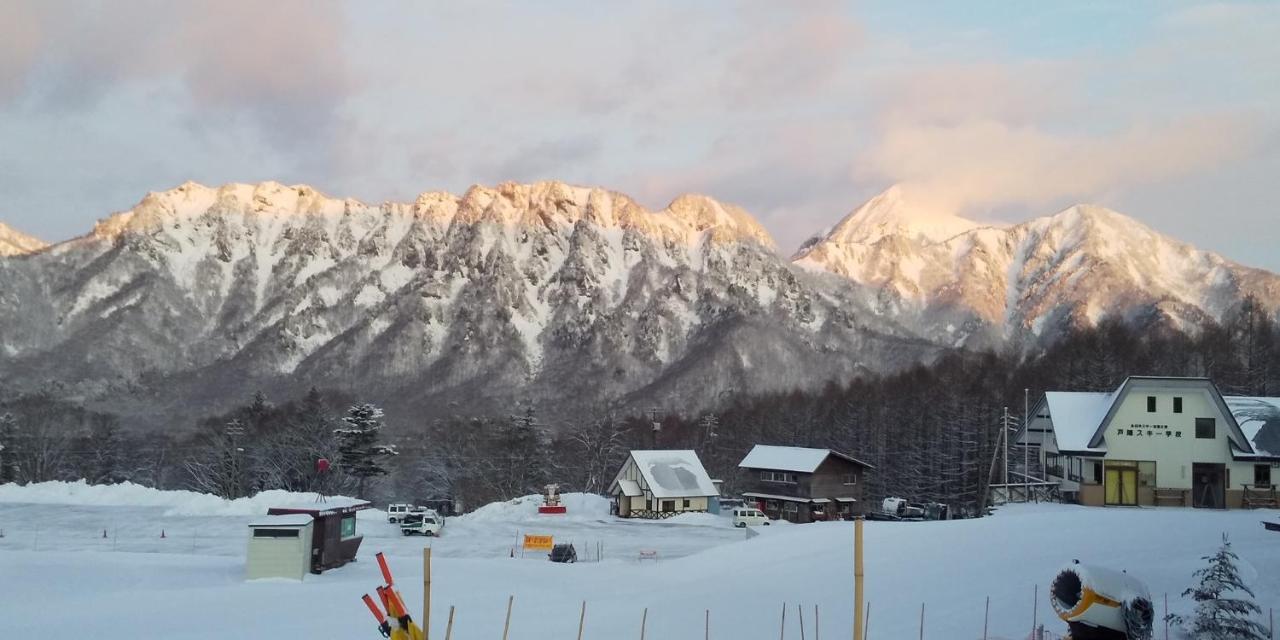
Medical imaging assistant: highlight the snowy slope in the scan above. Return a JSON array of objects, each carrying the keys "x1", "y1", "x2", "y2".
[
  {"x1": 0, "y1": 221, "x2": 47, "y2": 256},
  {"x1": 796, "y1": 189, "x2": 1280, "y2": 347},
  {"x1": 1, "y1": 483, "x2": 1276, "y2": 640},
  {"x1": 0, "y1": 181, "x2": 925, "y2": 426}
]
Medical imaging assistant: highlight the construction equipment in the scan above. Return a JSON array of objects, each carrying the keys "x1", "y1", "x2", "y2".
[
  {"x1": 538, "y1": 484, "x2": 566, "y2": 515},
  {"x1": 360, "y1": 552, "x2": 425, "y2": 640},
  {"x1": 1050, "y1": 561, "x2": 1153, "y2": 640}
]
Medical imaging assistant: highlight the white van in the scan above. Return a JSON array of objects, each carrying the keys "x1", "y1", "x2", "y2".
[
  {"x1": 387, "y1": 503, "x2": 422, "y2": 523},
  {"x1": 732, "y1": 507, "x2": 770, "y2": 528}
]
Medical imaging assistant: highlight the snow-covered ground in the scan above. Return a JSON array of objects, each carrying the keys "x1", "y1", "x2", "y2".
[{"x1": 1, "y1": 482, "x2": 1277, "y2": 639}]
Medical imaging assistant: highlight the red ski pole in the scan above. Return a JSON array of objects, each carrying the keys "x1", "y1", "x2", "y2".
[
  {"x1": 362, "y1": 593, "x2": 391, "y2": 638},
  {"x1": 376, "y1": 552, "x2": 395, "y2": 587}
]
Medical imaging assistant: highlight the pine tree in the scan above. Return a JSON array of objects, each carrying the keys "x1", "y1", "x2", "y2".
[
  {"x1": 334, "y1": 403, "x2": 398, "y2": 498},
  {"x1": 0, "y1": 413, "x2": 17, "y2": 483},
  {"x1": 1180, "y1": 534, "x2": 1269, "y2": 640}
]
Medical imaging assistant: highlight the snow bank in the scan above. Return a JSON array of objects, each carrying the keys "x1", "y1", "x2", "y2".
[
  {"x1": 659, "y1": 512, "x2": 726, "y2": 527},
  {"x1": 455, "y1": 492, "x2": 610, "y2": 523},
  {"x1": 0, "y1": 480, "x2": 371, "y2": 517}
]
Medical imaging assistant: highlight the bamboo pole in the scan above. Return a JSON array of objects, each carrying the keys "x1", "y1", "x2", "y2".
[
  {"x1": 982, "y1": 596, "x2": 989, "y2": 640},
  {"x1": 577, "y1": 601, "x2": 586, "y2": 640},
  {"x1": 705, "y1": 609, "x2": 710, "y2": 640},
  {"x1": 1031, "y1": 584, "x2": 1038, "y2": 635},
  {"x1": 814, "y1": 605, "x2": 819, "y2": 640},
  {"x1": 918, "y1": 602, "x2": 924, "y2": 640},
  {"x1": 443, "y1": 606, "x2": 455, "y2": 640},
  {"x1": 501, "y1": 596, "x2": 513, "y2": 640},
  {"x1": 854, "y1": 518, "x2": 864, "y2": 640},
  {"x1": 640, "y1": 607, "x2": 648, "y2": 640},
  {"x1": 423, "y1": 547, "x2": 432, "y2": 640},
  {"x1": 780, "y1": 602, "x2": 787, "y2": 640}
]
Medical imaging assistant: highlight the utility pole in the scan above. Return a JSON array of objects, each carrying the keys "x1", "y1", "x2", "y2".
[{"x1": 1002, "y1": 407, "x2": 1009, "y2": 488}]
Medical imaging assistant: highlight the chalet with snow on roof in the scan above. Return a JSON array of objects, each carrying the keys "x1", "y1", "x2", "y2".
[
  {"x1": 737, "y1": 445, "x2": 874, "y2": 523},
  {"x1": 1016, "y1": 376, "x2": 1279, "y2": 509},
  {"x1": 608, "y1": 450, "x2": 719, "y2": 519}
]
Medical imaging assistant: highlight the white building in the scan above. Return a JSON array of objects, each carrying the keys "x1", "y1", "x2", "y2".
[
  {"x1": 608, "y1": 450, "x2": 719, "y2": 518},
  {"x1": 1017, "y1": 376, "x2": 1278, "y2": 508}
]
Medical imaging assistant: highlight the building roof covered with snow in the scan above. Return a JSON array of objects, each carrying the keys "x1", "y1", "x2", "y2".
[
  {"x1": 608, "y1": 450, "x2": 719, "y2": 500},
  {"x1": 738, "y1": 445, "x2": 873, "y2": 472}
]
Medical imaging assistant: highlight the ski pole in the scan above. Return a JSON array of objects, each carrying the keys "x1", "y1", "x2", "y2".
[{"x1": 362, "y1": 593, "x2": 392, "y2": 638}]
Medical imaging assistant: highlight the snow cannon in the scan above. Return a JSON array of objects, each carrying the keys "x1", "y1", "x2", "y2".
[
  {"x1": 538, "y1": 483, "x2": 566, "y2": 515},
  {"x1": 1050, "y1": 561, "x2": 1154, "y2": 640}
]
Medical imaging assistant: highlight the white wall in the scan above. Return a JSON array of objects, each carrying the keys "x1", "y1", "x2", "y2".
[{"x1": 1101, "y1": 385, "x2": 1254, "y2": 489}]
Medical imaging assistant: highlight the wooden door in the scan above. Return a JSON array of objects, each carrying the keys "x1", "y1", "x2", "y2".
[{"x1": 1105, "y1": 468, "x2": 1137, "y2": 505}]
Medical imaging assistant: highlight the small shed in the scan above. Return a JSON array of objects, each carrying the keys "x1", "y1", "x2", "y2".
[
  {"x1": 266, "y1": 498, "x2": 371, "y2": 573},
  {"x1": 246, "y1": 514, "x2": 314, "y2": 581}
]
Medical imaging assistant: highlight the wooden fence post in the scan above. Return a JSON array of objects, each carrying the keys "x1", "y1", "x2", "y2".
[
  {"x1": 918, "y1": 602, "x2": 924, "y2": 640},
  {"x1": 577, "y1": 601, "x2": 586, "y2": 640},
  {"x1": 983, "y1": 596, "x2": 989, "y2": 640},
  {"x1": 423, "y1": 547, "x2": 432, "y2": 640},
  {"x1": 501, "y1": 596, "x2": 513, "y2": 640},
  {"x1": 780, "y1": 602, "x2": 787, "y2": 640}
]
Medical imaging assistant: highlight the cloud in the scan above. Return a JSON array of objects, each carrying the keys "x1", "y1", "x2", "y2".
[
  {"x1": 0, "y1": 2, "x2": 43, "y2": 101},
  {"x1": 719, "y1": 2, "x2": 863, "y2": 104},
  {"x1": 857, "y1": 115, "x2": 1261, "y2": 215},
  {"x1": 2, "y1": 1, "x2": 353, "y2": 145}
]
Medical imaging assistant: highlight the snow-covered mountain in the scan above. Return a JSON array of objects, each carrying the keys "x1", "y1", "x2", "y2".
[
  {"x1": 0, "y1": 181, "x2": 928, "y2": 427},
  {"x1": 0, "y1": 222, "x2": 47, "y2": 256},
  {"x1": 794, "y1": 188, "x2": 1280, "y2": 347}
]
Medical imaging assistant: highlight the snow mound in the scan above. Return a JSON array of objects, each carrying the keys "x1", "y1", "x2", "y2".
[
  {"x1": 0, "y1": 480, "x2": 370, "y2": 517},
  {"x1": 659, "y1": 512, "x2": 727, "y2": 527},
  {"x1": 456, "y1": 492, "x2": 611, "y2": 523}
]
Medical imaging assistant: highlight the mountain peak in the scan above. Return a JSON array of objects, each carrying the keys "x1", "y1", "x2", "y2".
[
  {"x1": 814, "y1": 186, "x2": 989, "y2": 248},
  {"x1": 0, "y1": 221, "x2": 48, "y2": 256}
]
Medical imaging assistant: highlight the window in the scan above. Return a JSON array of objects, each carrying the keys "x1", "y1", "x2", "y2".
[
  {"x1": 1147, "y1": 396, "x2": 1157, "y2": 412},
  {"x1": 340, "y1": 516, "x2": 357, "y2": 539},
  {"x1": 1256, "y1": 465, "x2": 1272, "y2": 487},
  {"x1": 1045, "y1": 452, "x2": 1063, "y2": 477},
  {"x1": 842, "y1": 473, "x2": 857, "y2": 485},
  {"x1": 1068, "y1": 457, "x2": 1084, "y2": 483},
  {"x1": 661, "y1": 500, "x2": 675, "y2": 511},
  {"x1": 1195, "y1": 418, "x2": 1216, "y2": 439},
  {"x1": 253, "y1": 528, "x2": 299, "y2": 538},
  {"x1": 1138, "y1": 461, "x2": 1156, "y2": 488},
  {"x1": 682, "y1": 499, "x2": 690, "y2": 508},
  {"x1": 1092, "y1": 462, "x2": 1103, "y2": 484},
  {"x1": 1173, "y1": 397, "x2": 1183, "y2": 413},
  {"x1": 761, "y1": 471, "x2": 797, "y2": 484}
]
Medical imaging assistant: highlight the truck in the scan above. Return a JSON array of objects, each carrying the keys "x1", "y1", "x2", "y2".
[{"x1": 399, "y1": 510, "x2": 444, "y2": 536}]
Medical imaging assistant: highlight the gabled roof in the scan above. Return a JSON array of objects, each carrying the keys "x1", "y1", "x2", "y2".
[
  {"x1": 1223, "y1": 396, "x2": 1280, "y2": 459},
  {"x1": 1021, "y1": 377, "x2": 1258, "y2": 456},
  {"x1": 618, "y1": 450, "x2": 719, "y2": 499},
  {"x1": 738, "y1": 444, "x2": 874, "y2": 472}
]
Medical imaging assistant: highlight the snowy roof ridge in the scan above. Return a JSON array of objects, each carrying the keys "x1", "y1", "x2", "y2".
[
  {"x1": 627, "y1": 449, "x2": 719, "y2": 499},
  {"x1": 738, "y1": 444, "x2": 873, "y2": 473}
]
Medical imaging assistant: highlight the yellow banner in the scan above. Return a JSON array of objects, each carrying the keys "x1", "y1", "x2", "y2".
[{"x1": 522, "y1": 534, "x2": 553, "y2": 551}]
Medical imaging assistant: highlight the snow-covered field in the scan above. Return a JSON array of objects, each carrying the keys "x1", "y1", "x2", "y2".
[{"x1": 1, "y1": 482, "x2": 1277, "y2": 639}]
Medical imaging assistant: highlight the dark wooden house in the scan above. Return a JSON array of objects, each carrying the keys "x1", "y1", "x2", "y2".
[{"x1": 737, "y1": 445, "x2": 873, "y2": 523}]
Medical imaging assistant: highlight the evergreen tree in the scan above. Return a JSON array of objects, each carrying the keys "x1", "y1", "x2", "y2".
[
  {"x1": 1179, "y1": 534, "x2": 1268, "y2": 640},
  {"x1": 334, "y1": 403, "x2": 397, "y2": 498},
  {"x1": 0, "y1": 412, "x2": 17, "y2": 483},
  {"x1": 86, "y1": 414, "x2": 124, "y2": 484}
]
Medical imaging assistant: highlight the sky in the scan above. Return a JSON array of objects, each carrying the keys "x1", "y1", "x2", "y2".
[{"x1": 1, "y1": 1, "x2": 1277, "y2": 268}]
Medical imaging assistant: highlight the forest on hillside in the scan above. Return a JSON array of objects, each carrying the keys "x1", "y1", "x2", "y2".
[{"x1": 3, "y1": 296, "x2": 1278, "y2": 516}]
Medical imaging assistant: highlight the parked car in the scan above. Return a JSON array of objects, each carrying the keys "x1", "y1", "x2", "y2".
[
  {"x1": 387, "y1": 503, "x2": 418, "y2": 523},
  {"x1": 399, "y1": 511, "x2": 444, "y2": 536},
  {"x1": 548, "y1": 543, "x2": 577, "y2": 563},
  {"x1": 731, "y1": 507, "x2": 770, "y2": 528}
]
